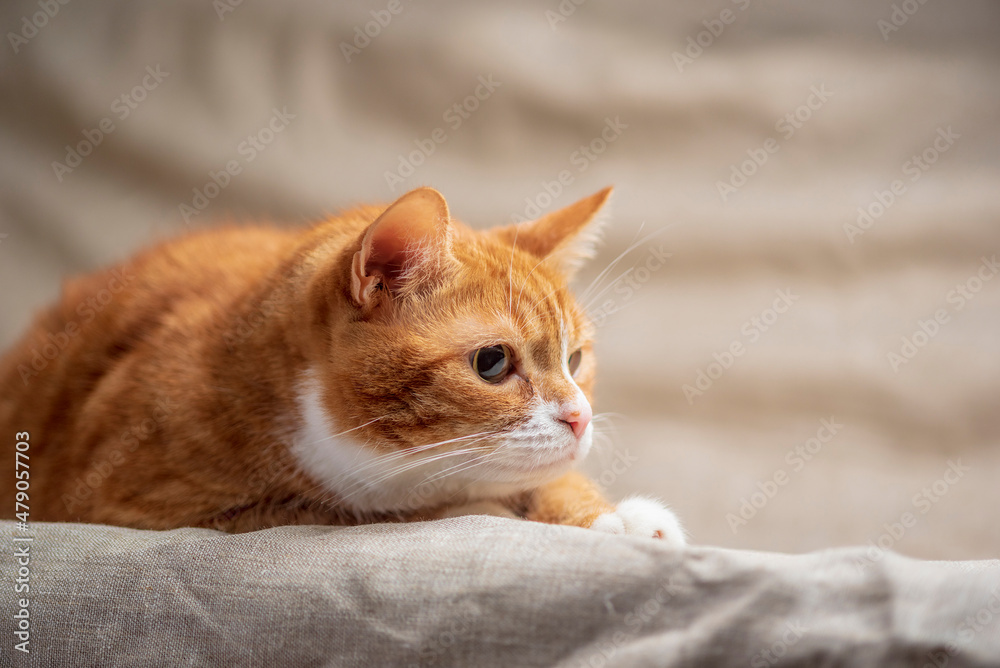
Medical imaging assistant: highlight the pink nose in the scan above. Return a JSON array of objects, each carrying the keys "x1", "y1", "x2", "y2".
[{"x1": 558, "y1": 401, "x2": 592, "y2": 440}]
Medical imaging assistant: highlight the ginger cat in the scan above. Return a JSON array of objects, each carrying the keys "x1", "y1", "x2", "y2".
[{"x1": 0, "y1": 187, "x2": 685, "y2": 545}]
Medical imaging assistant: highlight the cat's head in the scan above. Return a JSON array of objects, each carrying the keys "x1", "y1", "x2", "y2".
[{"x1": 299, "y1": 186, "x2": 611, "y2": 511}]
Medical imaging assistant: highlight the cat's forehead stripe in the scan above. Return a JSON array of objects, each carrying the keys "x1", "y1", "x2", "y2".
[{"x1": 451, "y1": 251, "x2": 589, "y2": 363}]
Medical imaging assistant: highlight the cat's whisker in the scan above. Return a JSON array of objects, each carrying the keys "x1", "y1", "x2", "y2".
[
  {"x1": 518, "y1": 225, "x2": 671, "y2": 329},
  {"x1": 507, "y1": 227, "x2": 519, "y2": 318},
  {"x1": 590, "y1": 412, "x2": 626, "y2": 440},
  {"x1": 301, "y1": 420, "x2": 391, "y2": 492},
  {"x1": 418, "y1": 446, "x2": 502, "y2": 485},
  {"x1": 324, "y1": 431, "x2": 499, "y2": 491},
  {"x1": 591, "y1": 429, "x2": 615, "y2": 452},
  {"x1": 360, "y1": 441, "x2": 496, "y2": 484},
  {"x1": 303, "y1": 415, "x2": 387, "y2": 448},
  {"x1": 514, "y1": 255, "x2": 549, "y2": 316},
  {"x1": 341, "y1": 450, "x2": 481, "y2": 498},
  {"x1": 420, "y1": 436, "x2": 526, "y2": 488},
  {"x1": 416, "y1": 455, "x2": 497, "y2": 491},
  {"x1": 356, "y1": 433, "x2": 511, "y2": 497},
  {"x1": 427, "y1": 438, "x2": 539, "y2": 507},
  {"x1": 578, "y1": 223, "x2": 646, "y2": 302},
  {"x1": 587, "y1": 422, "x2": 622, "y2": 461},
  {"x1": 331, "y1": 430, "x2": 504, "y2": 499},
  {"x1": 582, "y1": 266, "x2": 642, "y2": 312},
  {"x1": 512, "y1": 284, "x2": 564, "y2": 333},
  {"x1": 578, "y1": 224, "x2": 665, "y2": 303},
  {"x1": 365, "y1": 430, "x2": 500, "y2": 465},
  {"x1": 337, "y1": 443, "x2": 496, "y2": 504},
  {"x1": 377, "y1": 433, "x2": 484, "y2": 460},
  {"x1": 296, "y1": 436, "x2": 480, "y2": 502}
]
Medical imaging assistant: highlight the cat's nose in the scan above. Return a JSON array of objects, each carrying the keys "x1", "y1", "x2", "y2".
[{"x1": 558, "y1": 402, "x2": 592, "y2": 440}]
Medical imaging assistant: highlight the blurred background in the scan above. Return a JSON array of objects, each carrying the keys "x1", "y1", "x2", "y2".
[{"x1": 1, "y1": 1, "x2": 997, "y2": 559}]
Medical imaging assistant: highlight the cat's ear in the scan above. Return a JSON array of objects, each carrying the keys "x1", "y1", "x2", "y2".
[
  {"x1": 493, "y1": 186, "x2": 612, "y2": 278},
  {"x1": 351, "y1": 187, "x2": 453, "y2": 308}
]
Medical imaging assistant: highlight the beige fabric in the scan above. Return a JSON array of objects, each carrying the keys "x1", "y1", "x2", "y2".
[
  {"x1": 1, "y1": 0, "x2": 998, "y2": 561},
  {"x1": 3, "y1": 518, "x2": 1000, "y2": 667}
]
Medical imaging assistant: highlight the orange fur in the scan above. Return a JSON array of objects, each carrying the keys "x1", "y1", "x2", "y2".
[{"x1": 0, "y1": 187, "x2": 621, "y2": 533}]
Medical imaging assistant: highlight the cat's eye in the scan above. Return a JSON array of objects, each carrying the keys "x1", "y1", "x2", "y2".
[
  {"x1": 567, "y1": 349, "x2": 582, "y2": 376},
  {"x1": 471, "y1": 344, "x2": 512, "y2": 383}
]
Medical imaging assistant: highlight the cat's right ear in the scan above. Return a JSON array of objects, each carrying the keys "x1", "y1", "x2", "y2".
[
  {"x1": 350, "y1": 187, "x2": 453, "y2": 309},
  {"x1": 491, "y1": 187, "x2": 612, "y2": 280}
]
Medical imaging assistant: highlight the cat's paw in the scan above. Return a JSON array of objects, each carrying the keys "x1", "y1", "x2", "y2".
[{"x1": 589, "y1": 496, "x2": 686, "y2": 547}]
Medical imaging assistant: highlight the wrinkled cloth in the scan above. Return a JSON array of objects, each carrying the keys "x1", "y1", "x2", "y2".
[{"x1": 2, "y1": 518, "x2": 999, "y2": 667}]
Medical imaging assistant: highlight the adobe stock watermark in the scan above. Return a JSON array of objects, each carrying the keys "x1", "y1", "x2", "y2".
[
  {"x1": 221, "y1": 293, "x2": 281, "y2": 352},
  {"x1": 725, "y1": 417, "x2": 841, "y2": 534},
  {"x1": 672, "y1": 0, "x2": 754, "y2": 73},
  {"x1": 16, "y1": 267, "x2": 137, "y2": 385},
  {"x1": 545, "y1": 0, "x2": 589, "y2": 30},
  {"x1": 12, "y1": 431, "x2": 32, "y2": 655},
  {"x1": 587, "y1": 241, "x2": 672, "y2": 328},
  {"x1": 61, "y1": 397, "x2": 176, "y2": 513},
  {"x1": 852, "y1": 459, "x2": 970, "y2": 572},
  {"x1": 877, "y1": 0, "x2": 932, "y2": 42},
  {"x1": 924, "y1": 585, "x2": 1000, "y2": 668},
  {"x1": 844, "y1": 126, "x2": 959, "y2": 243},
  {"x1": 383, "y1": 75, "x2": 502, "y2": 192},
  {"x1": 340, "y1": 0, "x2": 408, "y2": 63},
  {"x1": 179, "y1": 106, "x2": 295, "y2": 224},
  {"x1": 51, "y1": 64, "x2": 170, "y2": 182},
  {"x1": 886, "y1": 255, "x2": 998, "y2": 372},
  {"x1": 590, "y1": 447, "x2": 640, "y2": 489},
  {"x1": 682, "y1": 288, "x2": 799, "y2": 404},
  {"x1": 717, "y1": 84, "x2": 833, "y2": 202},
  {"x1": 509, "y1": 116, "x2": 628, "y2": 223},
  {"x1": 7, "y1": 0, "x2": 71, "y2": 54},
  {"x1": 407, "y1": 617, "x2": 474, "y2": 667},
  {"x1": 576, "y1": 578, "x2": 681, "y2": 667},
  {"x1": 750, "y1": 621, "x2": 809, "y2": 668},
  {"x1": 212, "y1": 455, "x2": 295, "y2": 529},
  {"x1": 213, "y1": 0, "x2": 244, "y2": 21}
]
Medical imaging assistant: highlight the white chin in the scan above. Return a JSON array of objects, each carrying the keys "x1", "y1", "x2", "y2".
[
  {"x1": 577, "y1": 423, "x2": 593, "y2": 460},
  {"x1": 465, "y1": 420, "x2": 594, "y2": 485},
  {"x1": 490, "y1": 441, "x2": 588, "y2": 484}
]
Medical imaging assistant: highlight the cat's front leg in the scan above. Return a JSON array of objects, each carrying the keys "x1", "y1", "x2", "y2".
[{"x1": 524, "y1": 471, "x2": 687, "y2": 547}]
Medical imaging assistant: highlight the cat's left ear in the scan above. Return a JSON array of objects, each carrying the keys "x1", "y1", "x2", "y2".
[
  {"x1": 493, "y1": 186, "x2": 612, "y2": 279},
  {"x1": 351, "y1": 187, "x2": 453, "y2": 308}
]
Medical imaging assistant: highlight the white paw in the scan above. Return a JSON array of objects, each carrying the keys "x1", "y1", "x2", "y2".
[{"x1": 590, "y1": 496, "x2": 687, "y2": 547}]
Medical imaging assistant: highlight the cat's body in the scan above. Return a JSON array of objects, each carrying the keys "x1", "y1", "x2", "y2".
[{"x1": 0, "y1": 187, "x2": 685, "y2": 545}]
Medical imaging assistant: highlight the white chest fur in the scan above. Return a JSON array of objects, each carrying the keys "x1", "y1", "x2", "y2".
[{"x1": 290, "y1": 372, "x2": 519, "y2": 514}]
